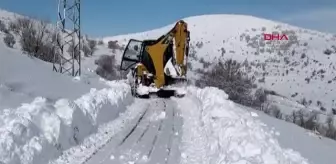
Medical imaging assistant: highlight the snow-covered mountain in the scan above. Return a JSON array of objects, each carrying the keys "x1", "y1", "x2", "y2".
[
  {"x1": 1, "y1": 8, "x2": 336, "y2": 164},
  {"x1": 103, "y1": 14, "x2": 336, "y2": 115}
]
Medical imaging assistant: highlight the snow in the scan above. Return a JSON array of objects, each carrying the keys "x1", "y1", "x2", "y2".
[
  {"x1": 173, "y1": 86, "x2": 310, "y2": 164},
  {"x1": 250, "y1": 112, "x2": 259, "y2": 117},
  {"x1": 136, "y1": 84, "x2": 159, "y2": 95},
  {"x1": 0, "y1": 80, "x2": 134, "y2": 164},
  {"x1": 50, "y1": 98, "x2": 183, "y2": 164},
  {"x1": 149, "y1": 111, "x2": 166, "y2": 121},
  {"x1": 110, "y1": 154, "x2": 115, "y2": 160},
  {"x1": 243, "y1": 106, "x2": 336, "y2": 164},
  {"x1": 1, "y1": 8, "x2": 336, "y2": 164},
  {"x1": 0, "y1": 28, "x2": 108, "y2": 110},
  {"x1": 49, "y1": 99, "x2": 149, "y2": 164}
]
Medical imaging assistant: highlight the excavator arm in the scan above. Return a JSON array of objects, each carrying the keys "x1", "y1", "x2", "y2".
[{"x1": 161, "y1": 20, "x2": 190, "y2": 76}]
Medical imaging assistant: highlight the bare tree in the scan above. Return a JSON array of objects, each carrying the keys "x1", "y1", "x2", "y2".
[
  {"x1": 67, "y1": 41, "x2": 80, "y2": 60},
  {"x1": 326, "y1": 116, "x2": 336, "y2": 139},
  {"x1": 10, "y1": 17, "x2": 34, "y2": 35},
  {"x1": 95, "y1": 55, "x2": 118, "y2": 80},
  {"x1": 196, "y1": 59, "x2": 254, "y2": 105},
  {"x1": 82, "y1": 44, "x2": 91, "y2": 57},
  {"x1": 88, "y1": 40, "x2": 97, "y2": 52},
  {"x1": 254, "y1": 88, "x2": 267, "y2": 107},
  {"x1": 98, "y1": 40, "x2": 104, "y2": 45},
  {"x1": 3, "y1": 33, "x2": 15, "y2": 48},
  {"x1": 10, "y1": 17, "x2": 61, "y2": 63},
  {"x1": 82, "y1": 39, "x2": 97, "y2": 56},
  {"x1": 108, "y1": 40, "x2": 120, "y2": 50},
  {"x1": 0, "y1": 20, "x2": 9, "y2": 33}
]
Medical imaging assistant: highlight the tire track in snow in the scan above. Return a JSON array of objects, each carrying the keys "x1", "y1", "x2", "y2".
[
  {"x1": 165, "y1": 106, "x2": 175, "y2": 164},
  {"x1": 84, "y1": 99, "x2": 182, "y2": 164},
  {"x1": 77, "y1": 100, "x2": 150, "y2": 164},
  {"x1": 83, "y1": 102, "x2": 151, "y2": 164},
  {"x1": 118, "y1": 107, "x2": 148, "y2": 146},
  {"x1": 146, "y1": 101, "x2": 166, "y2": 158},
  {"x1": 128, "y1": 100, "x2": 165, "y2": 163},
  {"x1": 136, "y1": 120, "x2": 150, "y2": 144},
  {"x1": 148, "y1": 100, "x2": 178, "y2": 164},
  {"x1": 166, "y1": 102, "x2": 182, "y2": 164}
]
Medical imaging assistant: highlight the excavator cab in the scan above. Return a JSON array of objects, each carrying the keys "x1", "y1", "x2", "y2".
[
  {"x1": 120, "y1": 20, "x2": 190, "y2": 98},
  {"x1": 120, "y1": 39, "x2": 143, "y2": 71}
]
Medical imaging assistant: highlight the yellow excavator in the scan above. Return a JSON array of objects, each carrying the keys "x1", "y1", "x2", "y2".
[{"x1": 120, "y1": 20, "x2": 190, "y2": 98}]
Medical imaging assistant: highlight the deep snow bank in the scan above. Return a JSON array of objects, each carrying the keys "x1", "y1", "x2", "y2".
[
  {"x1": 49, "y1": 99, "x2": 149, "y2": 164},
  {"x1": 0, "y1": 34, "x2": 106, "y2": 110},
  {"x1": 0, "y1": 81, "x2": 133, "y2": 164},
  {"x1": 174, "y1": 86, "x2": 310, "y2": 164}
]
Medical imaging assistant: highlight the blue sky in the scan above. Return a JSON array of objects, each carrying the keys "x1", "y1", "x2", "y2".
[{"x1": 0, "y1": 0, "x2": 335, "y2": 37}]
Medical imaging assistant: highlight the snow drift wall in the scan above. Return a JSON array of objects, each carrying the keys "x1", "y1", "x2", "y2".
[
  {"x1": 0, "y1": 81, "x2": 133, "y2": 164},
  {"x1": 175, "y1": 86, "x2": 310, "y2": 164}
]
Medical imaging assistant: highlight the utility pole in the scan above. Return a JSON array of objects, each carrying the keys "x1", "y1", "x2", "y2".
[{"x1": 53, "y1": 0, "x2": 81, "y2": 76}]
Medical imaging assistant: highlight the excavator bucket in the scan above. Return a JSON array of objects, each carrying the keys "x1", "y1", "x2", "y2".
[
  {"x1": 156, "y1": 89, "x2": 176, "y2": 98},
  {"x1": 157, "y1": 89, "x2": 186, "y2": 98}
]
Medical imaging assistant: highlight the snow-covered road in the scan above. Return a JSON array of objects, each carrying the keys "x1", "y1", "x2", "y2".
[
  {"x1": 47, "y1": 86, "x2": 311, "y2": 164},
  {"x1": 84, "y1": 99, "x2": 182, "y2": 164}
]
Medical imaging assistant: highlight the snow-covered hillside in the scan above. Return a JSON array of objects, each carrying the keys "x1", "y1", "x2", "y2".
[
  {"x1": 104, "y1": 14, "x2": 336, "y2": 114},
  {"x1": 0, "y1": 9, "x2": 134, "y2": 164},
  {"x1": 242, "y1": 105, "x2": 336, "y2": 164}
]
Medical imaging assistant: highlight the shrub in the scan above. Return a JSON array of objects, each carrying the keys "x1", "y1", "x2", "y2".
[
  {"x1": 332, "y1": 108, "x2": 336, "y2": 115},
  {"x1": 95, "y1": 55, "x2": 118, "y2": 80},
  {"x1": 254, "y1": 88, "x2": 267, "y2": 107},
  {"x1": 38, "y1": 41, "x2": 61, "y2": 63},
  {"x1": 3, "y1": 33, "x2": 15, "y2": 48},
  {"x1": 67, "y1": 41, "x2": 80, "y2": 60},
  {"x1": 196, "y1": 59, "x2": 254, "y2": 106},
  {"x1": 320, "y1": 106, "x2": 326, "y2": 112},
  {"x1": 270, "y1": 105, "x2": 282, "y2": 119},
  {"x1": 258, "y1": 77, "x2": 265, "y2": 83},
  {"x1": 108, "y1": 40, "x2": 120, "y2": 50},
  {"x1": 80, "y1": 39, "x2": 97, "y2": 57},
  {"x1": 82, "y1": 44, "x2": 91, "y2": 57},
  {"x1": 301, "y1": 53, "x2": 306, "y2": 59},
  {"x1": 88, "y1": 40, "x2": 97, "y2": 53},
  {"x1": 326, "y1": 116, "x2": 336, "y2": 139},
  {"x1": 262, "y1": 103, "x2": 282, "y2": 119},
  {"x1": 196, "y1": 41, "x2": 203, "y2": 48},
  {"x1": 187, "y1": 61, "x2": 193, "y2": 70},
  {"x1": 295, "y1": 109, "x2": 305, "y2": 127},
  {"x1": 299, "y1": 98, "x2": 307, "y2": 106},
  {"x1": 0, "y1": 20, "x2": 9, "y2": 33},
  {"x1": 9, "y1": 17, "x2": 33, "y2": 34},
  {"x1": 13, "y1": 17, "x2": 60, "y2": 63},
  {"x1": 324, "y1": 49, "x2": 333, "y2": 55},
  {"x1": 98, "y1": 40, "x2": 104, "y2": 45},
  {"x1": 305, "y1": 112, "x2": 319, "y2": 130}
]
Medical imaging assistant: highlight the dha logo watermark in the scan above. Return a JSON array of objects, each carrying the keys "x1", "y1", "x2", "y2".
[{"x1": 263, "y1": 33, "x2": 289, "y2": 40}]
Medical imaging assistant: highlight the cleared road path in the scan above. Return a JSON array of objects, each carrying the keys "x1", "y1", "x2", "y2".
[{"x1": 84, "y1": 99, "x2": 183, "y2": 164}]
